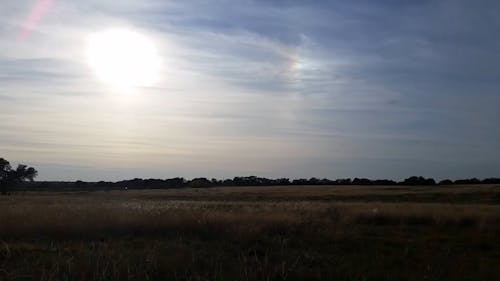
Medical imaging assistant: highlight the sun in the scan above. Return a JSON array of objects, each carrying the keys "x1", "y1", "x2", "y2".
[{"x1": 86, "y1": 28, "x2": 161, "y2": 90}]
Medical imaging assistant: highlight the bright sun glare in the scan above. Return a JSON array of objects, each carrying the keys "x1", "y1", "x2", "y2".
[{"x1": 86, "y1": 28, "x2": 161, "y2": 90}]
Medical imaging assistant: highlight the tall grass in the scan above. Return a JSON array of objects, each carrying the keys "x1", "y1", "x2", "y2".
[{"x1": 1, "y1": 185, "x2": 500, "y2": 280}]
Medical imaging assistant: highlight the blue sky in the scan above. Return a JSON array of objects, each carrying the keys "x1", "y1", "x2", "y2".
[{"x1": 1, "y1": 0, "x2": 499, "y2": 181}]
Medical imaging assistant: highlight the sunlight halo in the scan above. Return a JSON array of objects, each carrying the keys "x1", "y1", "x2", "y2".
[{"x1": 85, "y1": 28, "x2": 161, "y2": 90}]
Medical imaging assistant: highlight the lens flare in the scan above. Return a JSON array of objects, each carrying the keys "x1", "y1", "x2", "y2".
[{"x1": 18, "y1": 0, "x2": 54, "y2": 41}]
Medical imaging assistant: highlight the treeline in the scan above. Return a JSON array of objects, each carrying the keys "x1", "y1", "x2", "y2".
[{"x1": 18, "y1": 176, "x2": 500, "y2": 191}]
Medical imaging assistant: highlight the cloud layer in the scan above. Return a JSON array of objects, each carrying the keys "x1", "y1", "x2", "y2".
[{"x1": 1, "y1": 0, "x2": 499, "y2": 180}]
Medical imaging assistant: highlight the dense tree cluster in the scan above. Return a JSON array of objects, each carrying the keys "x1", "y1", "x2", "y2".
[
  {"x1": 0, "y1": 158, "x2": 37, "y2": 194},
  {"x1": 2, "y1": 156, "x2": 499, "y2": 192},
  {"x1": 402, "y1": 176, "x2": 436, "y2": 185},
  {"x1": 19, "y1": 175, "x2": 500, "y2": 192}
]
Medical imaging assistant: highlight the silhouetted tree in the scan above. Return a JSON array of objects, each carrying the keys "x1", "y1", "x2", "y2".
[
  {"x1": 401, "y1": 176, "x2": 435, "y2": 186},
  {"x1": 189, "y1": 178, "x2": 212, "y2": 188},
  {"x1": 308, "y1": 177, "x2": 320, "y2": 185},
  {"x1": 372, "y1": 179, "x2": 397, "y2": 185},
  {"x1": 291, "y1": 178, "x2": 309, "y2": 185},
  {"x1": 482, "y1": 178, "x2": 500, "y2": 184},
  {"x1": 275, "y1": 178, "x2": 290, "y2": 185},
  {"x1": 454, "y1": 178, "x2": 480, "y2": 185},
  {"x1": 165, "y1": 177, "x2": 186, "y2": 188},
  {"x1": 352, "y1": 178, "x2": 372, "y2": 185},
  {"x1": 334, "y1": 178, "x2": 352, "y2": 185},
  {"x1": 0, "y1": 158, "x2": 37, "y2": 194},
  {"x1": 439, "y1": 179, "x2": 453, "y2": 185}
]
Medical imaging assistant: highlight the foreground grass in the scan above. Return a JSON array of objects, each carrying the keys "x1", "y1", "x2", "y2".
[{"x1": 1, "y1": 185, "x2": 500, "y2": 280}]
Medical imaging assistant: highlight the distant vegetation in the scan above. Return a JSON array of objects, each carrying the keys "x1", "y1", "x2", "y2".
[
  {"x1": 19, "y1": 175, "x2": 500, "y2": 192},
  {"x1": 2, "y1": 156, "x2": 500, "y2": 280},
  {"x1": 1, "y1": 157, "x2": 499, "y2": 192}
]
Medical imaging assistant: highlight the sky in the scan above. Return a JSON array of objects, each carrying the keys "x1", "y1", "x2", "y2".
[{"x1": 1, "y1": 0, "x2": 499, "y2": 181}]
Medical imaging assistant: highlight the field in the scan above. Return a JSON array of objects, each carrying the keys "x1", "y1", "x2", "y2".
[{"x1": 1, "y1": 185, "x2": 500, "y2": 281}]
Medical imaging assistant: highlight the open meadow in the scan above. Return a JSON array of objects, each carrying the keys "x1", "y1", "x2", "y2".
[{"x1": 1, "y1": 185, "x2": 500, "y2": 281}]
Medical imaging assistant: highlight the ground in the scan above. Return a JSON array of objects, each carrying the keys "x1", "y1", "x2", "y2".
[{"x1": 1, "y1": 185, "x2": 500, "y2": 281}]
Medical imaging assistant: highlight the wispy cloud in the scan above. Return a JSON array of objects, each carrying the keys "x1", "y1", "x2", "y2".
[{"x1": 1, "y1": 0, "x2": 499, "y2": 180}]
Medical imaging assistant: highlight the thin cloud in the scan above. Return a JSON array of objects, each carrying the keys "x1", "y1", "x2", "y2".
[{"x1": 0, "y1": 0, "x2": 499, "y2": 180}]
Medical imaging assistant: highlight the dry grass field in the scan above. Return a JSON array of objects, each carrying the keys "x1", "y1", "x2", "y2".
[{"x1": 1, "y1": 185, "x2": 500, "y2": 280}]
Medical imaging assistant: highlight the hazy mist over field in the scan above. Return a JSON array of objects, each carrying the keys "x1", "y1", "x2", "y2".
[{"x1": 1, "y1": 0, "x2": 500, "y2": 180}]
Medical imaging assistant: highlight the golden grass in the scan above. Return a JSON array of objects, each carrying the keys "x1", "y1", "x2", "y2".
[
  {"x1": 1, "y1": 185, "x2": 500, "y2": 281},
  {"x1": 2, "y1": 185, "x2": 500, "y2": 238}
]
